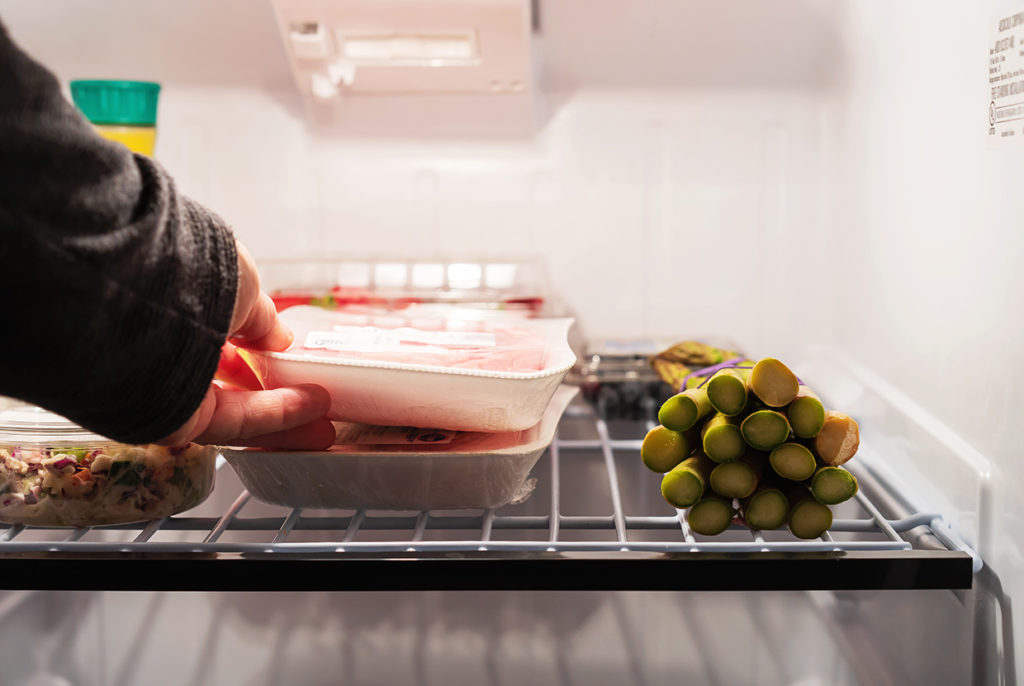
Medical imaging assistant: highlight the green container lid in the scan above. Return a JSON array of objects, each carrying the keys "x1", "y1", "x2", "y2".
[{"x1": 69, "y1": 80, "x2": 161, "y2": 126}]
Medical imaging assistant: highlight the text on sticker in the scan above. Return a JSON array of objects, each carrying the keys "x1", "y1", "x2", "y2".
[{"x1": 305, "y1": 327, "x2": 496, "y2": 353}]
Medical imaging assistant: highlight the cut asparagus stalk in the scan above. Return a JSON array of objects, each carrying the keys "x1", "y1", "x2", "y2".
[
  {"x1": 687, "y1": 495, "x2": 736, "y2": 536},
  {"x1": 641, "y1": 425, "x2": 691, "y2": 473},
  {"x1": 787, "y1": 486, "x2": 833, "y2": 539},
  {"x1": 740, "y1": 485, "x2": 789, "y2": 531},
  {"x1": 700, "y1": 413, "x2": 746, "y2": 463},
  {"x1": 786, "y1": 386, "x2": 826, "y2": 438},
  {"x1": 740, "y1": 410, "x2": 791, "y2": 451},
  {"x1": 661, "y1": 452, "x2": 716, "y2": 508},
  {"x1": 750, "y1": 358, "x2": 800, "y2": 407},
  {"x1": 814, "y1": 411, "x2": 861, "y2": 466},
  {"x1": 658, "y1": 386, "x2": 713, "y2": 432},
  {"x1": 810, "y1": 466, "x2": 859, "y2": 505},
  {"x1": 709, "y1": 452, "x2": 764, "y2": 499},
  {"x1": 706, "y1": 367, "x2": 750, "y2": 416},
  {"x1": 768, "y1": 442, "x2": 817, "y2": 481}
]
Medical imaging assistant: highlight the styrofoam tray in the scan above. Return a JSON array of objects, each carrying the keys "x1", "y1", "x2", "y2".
[
  {"x1": 220, "y1": 385, "x2": 579, "y2": 510},
  {"x1": 240, "y1": 312, "x2": 576, "y2": 432}
]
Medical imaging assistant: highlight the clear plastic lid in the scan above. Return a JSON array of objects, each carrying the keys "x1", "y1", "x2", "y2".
[{"x1": 0, "y1": 404, "x2": 115, "y2": 449}]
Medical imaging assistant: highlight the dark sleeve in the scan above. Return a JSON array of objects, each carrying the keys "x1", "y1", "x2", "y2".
[{"x1": 0, "y1": 21, "x2": 239, "y2": 444}]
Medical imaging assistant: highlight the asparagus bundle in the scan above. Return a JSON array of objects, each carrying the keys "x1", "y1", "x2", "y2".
[
  {"x1": 645, "y1": 350, "x2": 865, "y2": 539},
  {"x1": 661, "y1": 452, "x2": 716, "y2": 508}
]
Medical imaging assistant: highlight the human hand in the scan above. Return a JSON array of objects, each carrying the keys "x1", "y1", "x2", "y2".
[{"x1": 158, "y1": 241, "x2": 336, "y2": 449}]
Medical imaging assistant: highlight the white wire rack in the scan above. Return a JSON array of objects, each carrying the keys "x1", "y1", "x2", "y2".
[{"x1": 0, "y1": 404, "x2": 978, "y2": 590}]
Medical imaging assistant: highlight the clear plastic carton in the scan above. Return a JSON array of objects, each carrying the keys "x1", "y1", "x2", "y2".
[
  {"x1": 261, "y1": 258, "x2": 553, "y2": 315},
  {"x1": 0, "y1": 405, "x2": 217, "y2": 526}
]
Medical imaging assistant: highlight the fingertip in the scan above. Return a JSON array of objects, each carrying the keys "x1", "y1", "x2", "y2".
[
  {"x1": 231, "y1": 292, "x2": 294, "y2": 352},
  {"x1": 294, "y1": 383, "x2": 333, "y2": 412},
  {"x1": 280, "y1": 324, "x2": 295, "y2": 350},
  {"x1": 259, "y1": 304, "x2": 294, "y2": 351},
  {"x1": 305, "y1": 417, "x2": 338, "y2": 449},
  {"x1": 221, "y1": 418, "x2": 337, "y2": 450}
]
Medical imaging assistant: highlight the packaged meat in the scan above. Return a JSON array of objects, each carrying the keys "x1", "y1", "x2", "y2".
[
  {"x1": 220, "y1": 385, "x2": 579, "y2": 510},
  {"x1": 0, "y1": 405, "x2": 217, "y2": 526},
  {"x1": 240, "y1": 307, "x2": 576, "y2": 432}
]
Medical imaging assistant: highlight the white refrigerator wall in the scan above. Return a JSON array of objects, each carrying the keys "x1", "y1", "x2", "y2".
[
  {"x1": 3, "y1": 0, "x2": 1022, "y2": 676},
  {"x1": 827, "y1": 4, "x2": 1024, "y2": 676}
]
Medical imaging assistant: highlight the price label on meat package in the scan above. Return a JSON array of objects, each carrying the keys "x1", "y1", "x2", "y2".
[
  {"x1": 334, "y1": 424, "x2": 457, "y2": 445},
  {"x1": 989, "y1": 6, "x2": 1024, "y2": 144},
  {"x1": 304, "y1": 327, "x2": 496, "y2": 353}
]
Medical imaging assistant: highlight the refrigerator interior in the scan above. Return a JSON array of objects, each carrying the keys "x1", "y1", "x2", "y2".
[{"x1": 0, "y1": 0, "x2": 1021, "y2": 684}]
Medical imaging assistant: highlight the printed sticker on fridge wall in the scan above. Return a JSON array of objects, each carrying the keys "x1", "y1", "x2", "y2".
[{"x1": 989, "y1": 7, "x2": 1024, "y2": 144}]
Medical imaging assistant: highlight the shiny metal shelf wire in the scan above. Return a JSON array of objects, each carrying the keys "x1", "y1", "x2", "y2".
[{"x1": 0, "y1": 405, "x2": 978, "y2": 591}]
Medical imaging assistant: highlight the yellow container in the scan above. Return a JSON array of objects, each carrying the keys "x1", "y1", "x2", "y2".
[{"x1": 94, "y1": 124, "x2": 157, "y2": 156}]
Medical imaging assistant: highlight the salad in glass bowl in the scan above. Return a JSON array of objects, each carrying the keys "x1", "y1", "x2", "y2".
[{"x1": 0, "y1": 405, "x2": 216, "y2": 526}]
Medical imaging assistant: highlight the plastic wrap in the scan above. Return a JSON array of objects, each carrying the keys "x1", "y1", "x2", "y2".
[
  {"x1": 240, "y1": 308, "x2": 576, "y2": 432},
  {"x1": 221, "y1": 385, "x2": 578, "y2": 510}
]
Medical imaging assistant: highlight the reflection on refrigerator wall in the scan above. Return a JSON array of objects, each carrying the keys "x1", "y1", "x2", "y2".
[
  {"x1": 0, "y1": 587, "x2": 989, "y2": 686},
  {"x1": 0, "y1": 590, "x2": 95, "y2": 686}
]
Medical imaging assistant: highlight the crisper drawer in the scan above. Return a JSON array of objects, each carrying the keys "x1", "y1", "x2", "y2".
[{"x1": 0, "y1": 400, "x2": 974, "y2": 592}]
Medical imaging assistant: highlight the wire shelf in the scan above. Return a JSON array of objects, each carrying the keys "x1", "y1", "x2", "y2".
[{"x1": 0, "y1": 404, "x2": 976, "y2": 591}]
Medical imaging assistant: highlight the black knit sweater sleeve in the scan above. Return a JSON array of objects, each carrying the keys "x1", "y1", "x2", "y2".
[{"x1": 0, "y1": 21, "x2": 238, "y2": 443}]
